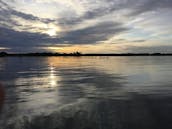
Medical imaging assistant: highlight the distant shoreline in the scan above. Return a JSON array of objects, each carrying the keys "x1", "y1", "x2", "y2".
[{"x1": 1, "y1": 52, "x2": 172, "y2": 57}]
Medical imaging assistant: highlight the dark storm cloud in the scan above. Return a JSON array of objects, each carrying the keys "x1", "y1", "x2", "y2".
[
  {"x1": 0, "y1": 22, "x2": 129, "y2": 48},
  {"x1": 61, "y1": 22, "x2": 129, "y2": 44},
  {"x1": 0, "y1": 27, "x2": 60, "y2": 47}
]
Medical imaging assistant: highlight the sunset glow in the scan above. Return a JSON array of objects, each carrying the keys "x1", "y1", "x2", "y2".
[{"x1": 0, "y1": 0, "x2": 172, "y2": 53}]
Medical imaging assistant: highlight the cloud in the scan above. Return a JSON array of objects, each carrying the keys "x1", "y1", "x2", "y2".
[
  {"x1": 0, "y1": 0, "x2": 172, "y2": 53},
  {"x1": 0, "y1": 27, "x2": 57, "y2": 47},
  {"x1": 127, "y1": 45, "x2": 172, "y2": 53},
  {"x1": 58, "y1": 0, "x2": 172, "y2": 26},
  {"x1": 60, "y1": 22, "x2": 129, "y2": 44},
  {"x1": 127, "y1": 0, "x2": 172, "y2": 16},
  {"x1": 132, "y1": 40, "x2": 146, "y2": 43},
  {"x1": 0, "y1": 0, "x2": 55, "y2": 29},
  {"x1": 0, "y1": 22, "x2": 129, "y2": 49}
]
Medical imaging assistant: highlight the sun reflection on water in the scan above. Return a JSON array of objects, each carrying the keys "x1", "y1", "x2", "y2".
[
  {"x1": 14, "y1": 66, "x2": 60, "y2": 89},
  {"x1": 49, "y1": 66, "x2": 58, "y2": 88}
]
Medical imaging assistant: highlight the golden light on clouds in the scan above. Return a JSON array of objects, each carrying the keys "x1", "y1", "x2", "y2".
[
  {"x1": 0, "y1": 47, "x2": 10, "y2": 50},
  {"x1": 41, "y1": 44, "x2": 122, "y2": 53},
  {"x1": 40, "y1": 46, "x2": 84, "y2": 53},
  {"x1": 46, "y1": 47, "x2": 64, "y2": 52},
  {"x1": 12, "y1": 16, "x2": 61, "y2": 36}
]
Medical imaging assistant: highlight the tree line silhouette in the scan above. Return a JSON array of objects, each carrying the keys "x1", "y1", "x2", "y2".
[{"x1": 0, "y1": 51, "x2": 172, "y2": 57}]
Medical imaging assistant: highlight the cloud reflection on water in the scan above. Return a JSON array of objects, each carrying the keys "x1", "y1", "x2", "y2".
[{"x1": 0, "y1": 57, "x2": 172, "y2": 129}]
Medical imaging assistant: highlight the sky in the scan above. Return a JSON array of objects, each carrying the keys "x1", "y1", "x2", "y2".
[{"x1": 0, "y1": 0, "x2": 172, "y2": 53}]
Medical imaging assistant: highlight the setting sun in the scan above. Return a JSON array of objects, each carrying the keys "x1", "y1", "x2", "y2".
[
  {"x1": 47, "y1": 28, "x2": 57, "y2": 36},
  {"x1": 44, "y1": 24, "x2": 61, "y2": 37}
]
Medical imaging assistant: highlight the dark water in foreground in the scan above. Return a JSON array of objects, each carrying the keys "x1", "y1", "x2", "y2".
[{"x1": 0, "y1": 56, "x2": 172, "y2": 129}]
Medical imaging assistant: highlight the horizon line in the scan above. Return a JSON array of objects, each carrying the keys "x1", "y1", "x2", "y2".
[{"x1": 1, "y1": 52, "x2": 172, "y2": 57}]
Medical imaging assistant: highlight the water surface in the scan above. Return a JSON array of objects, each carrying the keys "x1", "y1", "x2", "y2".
[{"x1": 0, "y1": 56, "x2": 172, "y2": 129}]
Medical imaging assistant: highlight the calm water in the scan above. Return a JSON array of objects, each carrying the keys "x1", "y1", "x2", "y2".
[{"x1": 0, "y1": 56, "x2": 172, "y2": 129}]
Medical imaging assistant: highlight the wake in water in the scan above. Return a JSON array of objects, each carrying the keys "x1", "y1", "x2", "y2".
[
  {"x1": 3, "y1": 94, "x2": 172, "y2": 129},
  {"x1": 2, "y1": 68, "x2": 172, "y2": 129}
]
